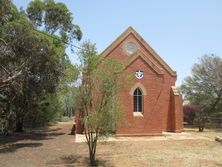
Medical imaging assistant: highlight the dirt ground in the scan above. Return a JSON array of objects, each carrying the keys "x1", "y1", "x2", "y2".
[{"x1": 0, "y1": 120, "x2": 221, "y2": 167}]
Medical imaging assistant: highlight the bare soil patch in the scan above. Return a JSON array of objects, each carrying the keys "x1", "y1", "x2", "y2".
[{"x1": 0, "y1": 122, "x2": 221, "y2": 167}]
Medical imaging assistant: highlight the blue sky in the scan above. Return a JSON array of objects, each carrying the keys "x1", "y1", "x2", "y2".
[{"x1": 13, "y1": 0, "x2": 222, "y2": 86}]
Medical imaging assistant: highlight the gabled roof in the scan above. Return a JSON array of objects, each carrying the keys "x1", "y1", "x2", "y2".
[
  {"x1": 123, "y1": 49, "x2": 164, "y2": 75},
  {"x1": 101, "y1": 26, "x2": 177, "y2": 77}
]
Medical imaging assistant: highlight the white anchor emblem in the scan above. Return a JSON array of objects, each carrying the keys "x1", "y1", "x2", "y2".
[{"x1": 135, "y1": 70, "x2": 144, "y2": 79}]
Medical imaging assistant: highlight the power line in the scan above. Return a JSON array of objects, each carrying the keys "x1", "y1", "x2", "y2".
[{"x1": 32, "y1": 28, "x2": 82, "y2": 50}]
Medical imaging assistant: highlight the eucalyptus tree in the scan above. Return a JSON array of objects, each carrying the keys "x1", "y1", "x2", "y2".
[
  {"x1": 181, "y1": 54, "x2": 222, "y2": 130},
  {"x1": 181, "y1": 55, "x2": 222, "y2": 114},
  {"x1": 0, "y1": 0, "x2": 81, "y2": 132}
]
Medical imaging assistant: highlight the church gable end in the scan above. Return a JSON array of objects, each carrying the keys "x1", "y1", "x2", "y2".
[
  {"x1": 101, "y1": 27, "x2": 177, "y2": 77},
  {"x1": 75, "y1": 27, "x2": 183, "y2": 136}
]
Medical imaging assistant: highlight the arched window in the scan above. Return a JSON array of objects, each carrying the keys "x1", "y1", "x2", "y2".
[{"x1": 133, "y1": 88, "x2": 143, "y2": 112}]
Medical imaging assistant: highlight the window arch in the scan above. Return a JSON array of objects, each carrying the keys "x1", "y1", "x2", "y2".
[{"x1": 133, "y1": 88, "x2": 143, "y2": 112}]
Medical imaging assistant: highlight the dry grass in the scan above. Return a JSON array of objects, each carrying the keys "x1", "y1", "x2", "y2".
[
  {"x1": 98, "y1": 139, "x2": 222, "y2": 167},
  {"x1": 0, "y1": 122, "x2": 221, "y2": 167},
  {"x1": 185, "y1": 127, "x2": 222, "y2": 139}
]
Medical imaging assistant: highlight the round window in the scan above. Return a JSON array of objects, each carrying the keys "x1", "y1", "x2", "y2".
[{"x1": 125, "y1": 42, "x2": 137, "y2": 55}]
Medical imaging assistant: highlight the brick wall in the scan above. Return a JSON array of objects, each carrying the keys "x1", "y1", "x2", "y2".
[
  {"x1": 106, "y1": 33, "x2": 183, "y2": 136},
  {"x1": 75, "y1": 27, "x2": 184, "y2": 136}
]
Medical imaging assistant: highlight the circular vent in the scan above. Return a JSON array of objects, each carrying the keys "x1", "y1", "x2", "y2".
[{"x1": 125, "y1": 42, "x2": 137, "y2": 55}]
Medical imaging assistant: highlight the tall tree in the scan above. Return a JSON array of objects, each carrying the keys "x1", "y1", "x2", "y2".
[
  {"x1": 0, "y1": 0, "x2": 81, "y2": 133},
  {"x1": 76, "y1": 41, "x2": 125, "y2": 166},
  {"x1": 26, "y1": 0, "x2": 82, "y2": 42},
  {"x1": 181, "y1": 54, "x2": 222, "y2": 115},
  {"x1": 57, "y1": 58, "x2": 79, "y2": 118}
]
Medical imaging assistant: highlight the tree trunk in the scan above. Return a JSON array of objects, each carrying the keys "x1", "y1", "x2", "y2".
[
  {"x1": 197, "y1": 112, "x2": 205, "y2": 132},
  {"x1": 198, "y1": 126, "x2": 204, "y2": 132},
  {"x1": 87, "y1": 131, "x2": 98, "y2": 166},
  {"x1": 2, "y1": 102, "x2": 11, "y2": 135},
  {"x1": 89, "y1": 149, "x2": 96, "y2": 166},
  {"x1": 198, "y1": 119, "x2": 204, "y2": 132},
  {"x1": 15, "y1": 117, "x2": 23, "y2": 132}
]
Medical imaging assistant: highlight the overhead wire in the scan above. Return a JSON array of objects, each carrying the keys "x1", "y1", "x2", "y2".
[{"x1": 31, "y1": 28, "x2": 82, "y2": 50}]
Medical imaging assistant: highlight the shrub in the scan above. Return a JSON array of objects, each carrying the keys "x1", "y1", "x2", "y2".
[
  {"x1": 183, "y1": 104, "x2": 198, "y2": 124},
  {"x1": 183, "y1": 104, "x2": 206, "y2": 132}
]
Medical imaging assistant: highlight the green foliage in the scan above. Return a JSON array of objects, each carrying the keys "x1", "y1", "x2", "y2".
[
  {"x1": 56, "y1": 59, "x2": 79, "y2": 118},
  {"x1": 26, "y1": 0, "x2": 44, "y2": 26},
  {"x1": 25, "y1": 93, "x2": 60, "y2": 127},
  {"x1": 78, "y1": 41, "x2": 99, "y2": 73},
  {"x1": 75, "y1": 41, "x2": 125, "y2": 166},
  {"x1": 0, "y1": 0, "x2": 19, "y2": 26},
  {"x1": 90, "y1": 59, "x2": 124, "y2": 134},
  {"x1": 0, "y1": 0, "x2": 81, "y2": 133},
  {"x1": 26, "y1": 0, "x2": 82, "y2": 41},
  {"x1": 59, "y1": 116, "x2": 71, "y2": 122},
  {"x1": 181, "y1": 54, "x2": 222, "y2": 115}
]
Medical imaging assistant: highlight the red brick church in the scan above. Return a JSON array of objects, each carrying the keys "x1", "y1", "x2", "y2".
[{"x1": 76, "y1": 27, "x2": 183, "y2": 136}]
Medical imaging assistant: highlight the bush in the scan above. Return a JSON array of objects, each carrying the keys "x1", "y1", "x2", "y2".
[
  {"x1": 183, "y1": 104, "x2": 199, "y2": 124},
  {"x1": 183, "y1": 104, "x2": 206, "y2": 132},
  {"x1": 24, "y1": 93, "x2": 61, "y2": 128}
]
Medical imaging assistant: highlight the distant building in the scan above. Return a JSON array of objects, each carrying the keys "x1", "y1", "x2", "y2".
[{"x1": 76, "y1": 27, "x2": 183, "y2": 136}]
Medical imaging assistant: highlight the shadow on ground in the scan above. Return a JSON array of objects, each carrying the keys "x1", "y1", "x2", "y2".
[
  {"x1": 0, "y1": 142, "x2": 43, "y2": 153},
  {"x1": 0, "y1": 126, "x2": 67, "y2": 155},
  {"x1": 0, "y1": 127, "x2": 65, "y2": 145},
  {"x1": 47, "y1": 154, "x2": 114, "y2": 167},
  {"x1": 0, "y1": 128, "x2": 65, "y2": 154}
]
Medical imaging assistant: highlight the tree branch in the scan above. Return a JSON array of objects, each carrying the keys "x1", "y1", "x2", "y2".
[
  {"x1": 0, "y1": 70, "x2": 22, "y2": 84},
  {"x1": 0, "y1": 64, "x2": 10, "y2": 74},
  {"x1": 0, "y1": 61, "x2": 26, "y2": 86},
  {"x1": 0, "y1": 38, "x2": 7, "y2": 45}
]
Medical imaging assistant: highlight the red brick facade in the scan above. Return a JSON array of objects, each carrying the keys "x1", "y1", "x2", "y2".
[{"x1": 75, "y1": 27, "x2": 183, "y2": 136}]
